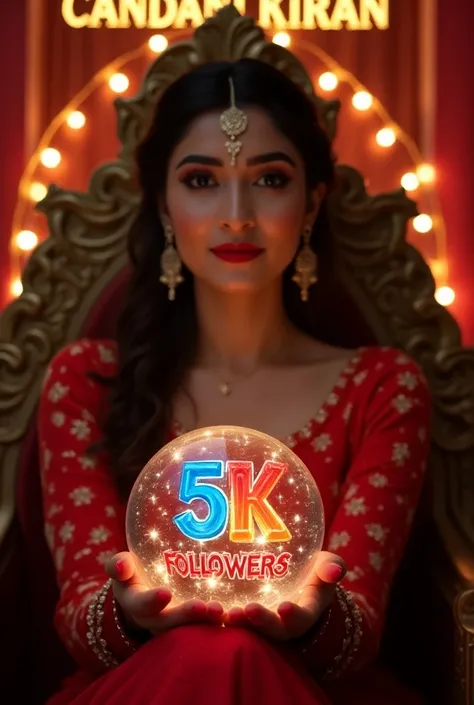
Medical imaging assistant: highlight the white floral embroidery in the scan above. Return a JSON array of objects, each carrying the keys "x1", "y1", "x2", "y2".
[
  {"x1": 301, "y1": 424, "x2": 313, "y2": 439},
  {"x1": 89, "y1": 526, "x2": 111, "y2": 544},
  {"x1": 77, "y1": 580, "x2": 101, "y2": 595},
  {"x1": 336, "y1": 376, "x2": 348, "y2": 389},
  {"x1": 345, "y1": 497, "x2": 367, "y2": 516},
  {"x1": 315, "y1": 408, "x2": 328, "y2": 424},
  {"x1": 69, "y1": 345, "x2": 84, "y2": 356},
  {"x1": 45, "y1": 523, "x2": 55, "y2": 550},
  {"x1": 353, "y1": 370, "x2": 368, "y2": 386},
  {"x1": 98, "y1": 344, "x2": 116, "y2": 364},
  {"x1": 329, "y1": 531, "x2": 351, "y2": 550},
  {"x1": 398, "y1": 371, "x2": 419, "y2": 391},
  {"x1": 345, "y1": 566, "x2": 364, "y2": 582},
  {"x1": 342, "y1": 403, "x2": 353, "y2": 422},
  {"x1": 78, "y1": 454, "x2": 96, "y2": 469},
  {"x1": 59, "y1": 521, "x2": 75, "y2": 542},
  {"x1": 395, "y1": 494, "x2": 406, "y2": 505},
  {"x1": 369, "y1": 552, "x2": 384, "y2": 572},
  {"x1": 393, "y1": 395, "x2": 413, "y2": 414},
  {"x1": 366, "y1": 523, "x2": 388, "y2": 544},
  {"x1": 395, "y1": 354, "x2": 409, "y2": 365},
  {"x1": 344, "y1": 483, "x2": 358, "y2": 499},
  {"x1": 369, "y1": 473, "x2": 388, "y2": 488},
  {"x1": 97, "y1": 550, "x2": 116, "y2": 565},
  {"x1": 327, "y1": 392, "x2": 339, "y2": 406},
  {"x1": 71, "y1": 419, "x2": 91, "y2": 441},
  {"x1": 46, "y1": 503, "x2": 64, "y2": 519},
  {"x1": 69, "y1": 487, "x2": 95, "y2": 506},
  {"x1": 43, "y1": 447, "x2": 53, "y2": 470},
  {"x1": 52, "y1": 412, "x2": 66, "y2": 427},
  {"x1": 74, "y1": 547, "x2": 92, "y2": 561},
  {"x1": 48, "y1": 381, "x2": 69, "y2": 403},
  {"x1": 55, "y1": 546, "x2": 65, "y2": 571},
  {"x1": 105, "y1": 505, "x2": 116, "y2": 518},
  {"x1": 61, "y1": 450, "x2": 76, "y2": 458},
  {"x1": 312, "y1": 433, "x2": 332, "y2": 452},
  {"x1": 392, "y1": 442, "x2": 410, "y2": 466}
]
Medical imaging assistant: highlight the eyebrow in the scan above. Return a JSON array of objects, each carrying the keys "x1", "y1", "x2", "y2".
[{"x1": 175, "y1": 151, "x2": 296, "y2": 169}]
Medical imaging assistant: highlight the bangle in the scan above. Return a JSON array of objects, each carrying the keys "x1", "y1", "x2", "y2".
[
  {"x1": 301, "y1": 604, "x2": 332, "y2": 654},
  {"x1": 322, "y1": 586, "x2": 363, "y2": 681},
  {"x1": 112, "y1": 596, "x2": 139, "y2": 651},
  {"x1": 86, "y1": 579, "x2": 119, "y2": 669}
]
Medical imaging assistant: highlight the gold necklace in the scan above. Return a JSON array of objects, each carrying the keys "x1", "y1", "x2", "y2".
[{"x1": 216, "y1": 367, "x2": 259, "y2": 396}]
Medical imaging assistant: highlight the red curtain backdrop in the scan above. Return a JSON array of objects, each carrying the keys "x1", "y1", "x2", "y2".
[
  {"x1": 0, "y1": 0, "x2": 472, "y2": 343},
  {"x1": 0, "y1": 1, "x2": 26, "y2": 308},
  {"x1": 435, "y1": 1, "x2": 474, "y2": 344}
]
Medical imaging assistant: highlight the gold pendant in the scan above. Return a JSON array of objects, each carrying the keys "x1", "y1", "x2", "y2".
[{"x1": 218, "y1": 381, "x2": 232, "y2": 396}]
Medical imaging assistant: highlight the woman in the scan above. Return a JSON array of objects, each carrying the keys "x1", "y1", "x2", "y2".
[{"x1": 39, "y1": 58, "x2": 430, "y2": 704}]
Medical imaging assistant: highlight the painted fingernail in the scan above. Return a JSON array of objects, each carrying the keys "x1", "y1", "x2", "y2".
[
  {"x1": 155, "y1": 588, "x2": 170, "y2": 601},
  {"x1": 115, "y1": 560, "x2": 124, "y2": 574},
  {"x1": 325, "y1": 563, "x2": 344, "y2": 582}
]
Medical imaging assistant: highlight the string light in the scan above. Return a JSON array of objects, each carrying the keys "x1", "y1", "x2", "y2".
[
  {"x1": 66, "y1": 111, "x2": 86, "y2": 129},
  {"x1": 318, "y1": 72, "x2": 338, "y2": 92},
  {"x1": 29, "y1": 182, "x2": 47, "y2": 202},
  {"x1": 40, "y1": 148, "x2": 61, "y2": 168},
  {"x1": 376, "y1": 128, "x2": 396, "y2": 147},
  {"x1": 401, "y1": 172, "x2": 419, "y2": 191},
  {"x1": 352, "y1": 91, "x2": 373, "y2": 111},
  {"x1": 10, "y1": 279, "x2": 23, "y2": 297},
  {"x1": 417, "y1": 164, "x2": 436, "y2": 184},
  {"x1": 15, "y1": 230, "x2": 38, "y2": 252},
  {"x1": 429, "y1": 259, "x2": 447, "y2": 280},
  {"x1": 272, "y1": 32, "x2": 291, "y2": 47},
  {"x1": 109, "y1": 73, "x2": 129, "y2": 94},
  {"x1": 148, "y1": 34, "x2": 168, "y2": 53},
  {"x1": 413, "y1": 214, "x2": 433, "y2": 234},
  {"x1": 435, "y1": 286, "x2": 455, "y2": 307}
]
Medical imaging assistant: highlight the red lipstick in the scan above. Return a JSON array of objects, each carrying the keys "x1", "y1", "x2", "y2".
[{"x1": 210, "y1": 242, "x2": 264, "y2": 263}]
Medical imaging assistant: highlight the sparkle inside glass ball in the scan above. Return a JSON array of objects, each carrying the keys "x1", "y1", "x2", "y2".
[{"x1": 126, "y1": 426, "x2": 325, "y2": 611}]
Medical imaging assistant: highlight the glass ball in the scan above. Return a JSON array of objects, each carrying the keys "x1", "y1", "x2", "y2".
[{"x1": 126, "y1": 426, "x2": 325, "y2": 611}]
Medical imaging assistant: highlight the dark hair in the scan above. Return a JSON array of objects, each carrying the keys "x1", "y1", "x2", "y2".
[{"x1": 98, "y1": 58, "x2": 336, "y2": 499}]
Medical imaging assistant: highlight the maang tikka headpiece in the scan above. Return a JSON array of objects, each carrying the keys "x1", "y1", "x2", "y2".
[{"x1": 220, "y1": 76, "x2": 248, "y2": 166}]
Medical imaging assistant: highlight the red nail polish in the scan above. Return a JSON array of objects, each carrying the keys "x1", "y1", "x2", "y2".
[
  {"x1": 116, "y1": 560, "x2": 124, "y2": 574},
  {"x1": 325, "y1": 563, "x2": 344, "y2": 583}
]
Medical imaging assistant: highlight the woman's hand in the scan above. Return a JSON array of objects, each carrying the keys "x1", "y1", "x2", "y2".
[
  {"x1": 105, "y1": 552, "x2": 224, "y2": 636},
  {"x1": 223, "y1": 551, "x2": 346, "y2": 641}
]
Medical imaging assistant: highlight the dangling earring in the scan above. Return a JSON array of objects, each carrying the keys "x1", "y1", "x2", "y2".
[
  {"x1": 292, "y1": 225, "x2": 318, "y2": 302},
  {"x1": 160, "y1": 224, "x2": 183, "y2": 301}
]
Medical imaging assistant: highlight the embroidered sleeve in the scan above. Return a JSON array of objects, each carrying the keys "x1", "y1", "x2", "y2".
[
  {"x1": 299, "y1": 350, "x2": 431, "y2": 678},
  {"x1": 38, "y1": 339, "x2": 137, "y2": 673}
]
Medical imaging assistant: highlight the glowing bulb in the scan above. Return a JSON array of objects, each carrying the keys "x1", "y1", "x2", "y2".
[
  {"x1": 435, "y1": 286, "x2": 455, "y2": 306},
  {"x1": 66, "y1": 111, "x2": 86, "y2": 130},
  {"x1": 11, "y1": 279, "x2": 23, "y2": 297},
  {"x1": 352, "y1": 91, "x2": 373, "y2": 111},
  {"x1": 376, "y1": 128, "x2": 396, "y2": 147},
  {"x1": 40, "y1": 148, "x2": 61, "y2": 168},
  {"x1": 413, "y1": 214, "x2": 433, "y2": 233},
  {"x1": 149, "y1": 34, "x2": 168, "y2": 53},
  {"x1": 15, "y1": 230, "x2": 38, "y2": 252},
  {"x1": 417, "y1": 164, "x2": 436, "y2": 183},
  {"x1": 401, "y1": 172, "x2": 419, "y2": 191},
  {"x1": 318, "y1": 72, "x2": 338, "y2": 92},
  {"x1": 272, "y1": 32, "x2": 291, "y2": 47},
  {"x1": 109, "y1": 73, "x2": 129, "y2": 94},
  {"x1": 29, "y1": 182, "x2": 47, "y2": 202}
]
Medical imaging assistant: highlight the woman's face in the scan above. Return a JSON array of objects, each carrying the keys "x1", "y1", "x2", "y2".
[{"x1": 164, "y1": 107, "x2": 321, "y2": 293}]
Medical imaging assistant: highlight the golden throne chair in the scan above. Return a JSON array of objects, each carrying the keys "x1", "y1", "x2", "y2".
[{"x1": 1, "y1": 7, "x2": 474, "y2": 704}]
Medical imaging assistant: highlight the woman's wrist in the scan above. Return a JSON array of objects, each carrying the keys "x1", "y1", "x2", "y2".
[{"x1": 112, "y1": 596, "x2": 151, "y2": 648}]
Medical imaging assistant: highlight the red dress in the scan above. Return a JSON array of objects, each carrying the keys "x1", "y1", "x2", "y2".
[{"x1": 38, "y1": 339, "x2": 430, "y2": 704}]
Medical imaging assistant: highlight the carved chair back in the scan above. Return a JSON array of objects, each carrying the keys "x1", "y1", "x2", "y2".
[{"x1": 1, "y1": 7, "x2": 473, "y2": 705}]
